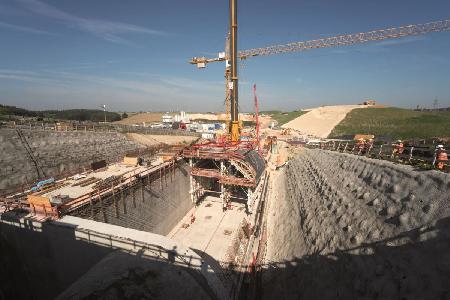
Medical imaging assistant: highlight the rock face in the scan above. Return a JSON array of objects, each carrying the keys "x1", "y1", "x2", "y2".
[
  {"x1": 0, "y1": 129, "x2": 140, "y2": 193},
  {"x1": 264, "y1": 148, "x2": 450, "y2": 300}
]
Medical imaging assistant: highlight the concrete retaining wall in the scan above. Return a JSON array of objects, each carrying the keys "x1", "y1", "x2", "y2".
[
  {"x1": 0, "y1": 214, "x2": 226, "y2": 300},
  {"x1": 0, "y1": 129, "x2": 140, "y2": 193},
  {"x1": 71, "y1": 161, "x2": 192, "y2": 235},
  {"x1": 0, "y1": 213, "x2": 113, "y2": 299}
]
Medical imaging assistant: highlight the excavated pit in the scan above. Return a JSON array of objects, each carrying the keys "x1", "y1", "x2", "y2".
[
  {"x1": 264, "y1": 148, "x2": 450, "y2": 299},
  {"x1": 69, "y1": 161, "x2": 192, "y2": 235}
]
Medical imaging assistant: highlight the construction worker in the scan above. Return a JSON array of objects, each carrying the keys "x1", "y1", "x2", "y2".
[
  {"x1": 392, "y1": 140, "x2": 404, "y2": 156},
  {"x1": 364, "y1": 138, "x2": 374, "y2": 154},
  {"x1": 356, "y1": 138, "x2": 365, "y2": 154},
  {"x1": 435, "y1": 145, "x2": 448, "y2": 170}
]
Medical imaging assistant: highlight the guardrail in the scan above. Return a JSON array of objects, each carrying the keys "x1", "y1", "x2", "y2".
[
  {"x1": 307, "y1": 141, "x2": 449, "y2": 172},
  {"x1": 1, "y1": 123, "x2": 117, "y2": 132},
  {"x1": 1, "y1": 122, "x2": 205, "y2": 137},
  {"x1": 114, "y1": 124, "x2": 201, "y2": 137}
]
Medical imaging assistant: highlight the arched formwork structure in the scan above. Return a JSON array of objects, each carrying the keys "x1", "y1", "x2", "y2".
[{"x1": 182, "y1": 143, "x2": 265, "y2": 212}]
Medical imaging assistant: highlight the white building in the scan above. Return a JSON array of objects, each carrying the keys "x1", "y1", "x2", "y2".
[
  {"x1": 162, "y1": 113, "x2": 173, "y2": 123},
  {"x1": 174, "y1": 111, "x2": 190, "y2": 123}
]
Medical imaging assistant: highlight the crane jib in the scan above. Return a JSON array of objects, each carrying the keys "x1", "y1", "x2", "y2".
[{"x1": 191, "y1": 19, "x2": 450, "y2": 65}]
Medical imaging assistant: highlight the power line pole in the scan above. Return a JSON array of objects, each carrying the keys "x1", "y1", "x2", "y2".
[
  {"x1": 433, "y1": 97, "x2": 439, "y2": 110},
  {"x1": 101, "y1": 104, "x2": 107, "y2": 123}
]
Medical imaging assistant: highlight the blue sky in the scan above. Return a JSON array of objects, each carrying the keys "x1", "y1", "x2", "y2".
[{"x1": 0, "y1": 0, "x2": 449, "y2": 112}]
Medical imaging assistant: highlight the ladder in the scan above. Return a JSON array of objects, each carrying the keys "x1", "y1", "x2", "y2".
[{"x1": 16, "y1": 128, "x2": 46, "y2": 179}]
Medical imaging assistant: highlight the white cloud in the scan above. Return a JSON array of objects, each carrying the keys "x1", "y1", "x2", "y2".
[
  {"x1": 17, "y1": 0, "x2": 167, "y2": 44},
  {"x1": 0, "y1": 69, "x2": 224, "y2": 111},
  {"x1": 0, "y1": 20, "x2": 51, "y2": 35}
]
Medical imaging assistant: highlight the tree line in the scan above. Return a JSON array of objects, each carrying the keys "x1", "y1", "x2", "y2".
[{"x1": 0, "y1": 104, "x2": 122, "y2": 122}]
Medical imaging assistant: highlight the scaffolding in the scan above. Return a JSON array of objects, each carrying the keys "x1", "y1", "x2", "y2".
[{"x1": 182, "y1": 141, "x2": 265, "y2": 212}]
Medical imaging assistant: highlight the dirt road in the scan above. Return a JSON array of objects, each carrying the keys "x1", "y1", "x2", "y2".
[{"x1": 281, "y1": 105, "x2": 366, "y2": 138}]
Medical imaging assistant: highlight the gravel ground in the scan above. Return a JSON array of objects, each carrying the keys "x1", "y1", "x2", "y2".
[{"x1": 264, "y1": 148, "x2": 450, "y2": 299}]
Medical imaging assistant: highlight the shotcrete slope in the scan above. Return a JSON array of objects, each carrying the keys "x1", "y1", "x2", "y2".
[
  {"x1": 264, "y1": 149, "x2": 450, "y2": 299},
  {"x1": 281, "y1": 105, "x2": 366, "y2": 137},
  {"x1": 0, "y1": 129, "x2": 140, "y2": 192}
]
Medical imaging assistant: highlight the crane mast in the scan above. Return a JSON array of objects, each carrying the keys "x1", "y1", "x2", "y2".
[
  {"x1": 190, "y1": 11, "x2": 450, "y2": 142},
  {"x1": 229, "y1": 0, "x2": 239, "y2": 142}
]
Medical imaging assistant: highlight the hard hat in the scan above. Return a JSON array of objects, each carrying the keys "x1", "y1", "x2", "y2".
[
  {"x1": 436, "y1": 145, "x2": 444, "y2": 149},
  {"x1": 397, "y1": 140, "x2": 402, "y2": 142}
]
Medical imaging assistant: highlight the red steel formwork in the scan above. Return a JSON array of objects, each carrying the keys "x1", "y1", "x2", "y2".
[{"x1": 182, "y1": 140, "x2": 265, "y2": 209}]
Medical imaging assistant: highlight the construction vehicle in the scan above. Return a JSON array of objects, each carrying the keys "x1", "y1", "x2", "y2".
[{"x1": 190, "y1": 2, "x2": 450, "y2": 142}]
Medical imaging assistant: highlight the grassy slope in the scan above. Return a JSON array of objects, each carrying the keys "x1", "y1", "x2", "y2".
[
  {"x1": 330, "y1": 107, "x2": 450, "y2": 139},
  {"x1": 261, "y1": 110, "x2": 307, "y2": 126}
]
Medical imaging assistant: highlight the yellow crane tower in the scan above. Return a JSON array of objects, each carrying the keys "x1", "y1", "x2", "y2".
[{"x1": 190, "y1": 2, "x2": 450, "y2": 142}]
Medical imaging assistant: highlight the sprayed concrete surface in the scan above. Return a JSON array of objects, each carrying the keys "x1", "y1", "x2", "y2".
[
  {"x1": 264, "y1": 148, "x2": 450, "y2": 299},
  {"x1": 0, "y1": 129, "x2": 140, "y2": 193},
  {"x1": 281, "y1": 105, "x2": 366, "y2": 138}
]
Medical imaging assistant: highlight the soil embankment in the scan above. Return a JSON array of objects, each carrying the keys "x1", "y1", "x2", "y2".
[
  {"x1": 281, "y1": 105, "x2": 366, "y2": 138},
  {"x1": 264, "y1": 148, "x2": 450, "y2": 299}
]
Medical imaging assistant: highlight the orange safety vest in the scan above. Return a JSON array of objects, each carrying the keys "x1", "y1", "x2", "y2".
[
  {"x1": 396, "y1": 143, "x2": 404, "y2": 154},
  {"x1": 437, "y1": 150, "x2": 448, "y2": 161},
  {"x1": 436, "y1": 150, "x2": 448, "y2": 170}
]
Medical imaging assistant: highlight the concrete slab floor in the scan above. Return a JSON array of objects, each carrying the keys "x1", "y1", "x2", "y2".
[{"x1": 168, "y1": 196, "x2": 248, "y2": 263}]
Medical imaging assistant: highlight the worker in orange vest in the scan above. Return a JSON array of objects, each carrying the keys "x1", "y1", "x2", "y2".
[
  {"x1": 392, "y1": 140, "x2": 404, "y2": 156},
  {"x1": 435, "y1": 145, "x2": 448, "y2": 170},
  {"x1": 356, "y1": 138, "x2": 365, "y2": 153}
]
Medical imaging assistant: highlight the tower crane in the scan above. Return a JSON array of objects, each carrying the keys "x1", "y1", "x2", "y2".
[{"x1": 190, "y1": 0, "x2": 450, "y2": 142}]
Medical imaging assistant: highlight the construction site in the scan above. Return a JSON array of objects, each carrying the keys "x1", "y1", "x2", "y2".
[{"x1": 1, "y1": 1, "x2": 450, "y2": 300}]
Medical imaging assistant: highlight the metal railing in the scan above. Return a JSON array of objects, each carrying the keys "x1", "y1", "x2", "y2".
[{"x1": 308, "y1": 141, "x2": 449, "y2": 172}]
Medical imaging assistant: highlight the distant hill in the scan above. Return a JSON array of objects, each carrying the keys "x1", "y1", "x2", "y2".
[
  {"x1": 329, "y1": 107, "x2": 450, "y2": 140},
  {"x1": 0, "y1": 104, "x2": 121, "y2": 122},
  {"x1": 0, "y1": 104, "x2": 37, "y2": 117}
]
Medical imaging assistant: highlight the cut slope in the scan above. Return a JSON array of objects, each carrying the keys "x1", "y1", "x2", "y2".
[
  {"x1": 281, "y1": 105, "x2": 366, "y2": 138},
  {"x1": 264, "y1": 149, "x2": 450, "y2": 299},
  {"x1": 330, "y1": 107, "x2": 450, "y2": 139}
]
